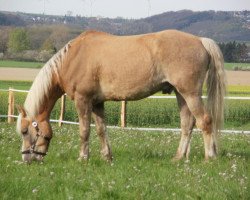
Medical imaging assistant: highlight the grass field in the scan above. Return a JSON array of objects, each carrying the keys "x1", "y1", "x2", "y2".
[
  {"x1": 0, "y1": 63, "x2": 249, "y2": 199},
  {"x1": 0, "y1": 80, "x2": 250, "y2": 130},
  {"x1": 0, "y1": 123, "x2": 250, "y2": 199},
  {"x1": 0, "y1": 80, "x2": 32, "y2": 90},
  {"x1": 0, "y1": 60, "x2": 249, "y2": 70},
  {"x1": 224, "y1": 63, "x2": 250, "y2": 70},
  {"x1": 0, "y1": 60, "x2": 44, "y2": 68},
  {"x1": 0, "y1": 123, "x2": 249, "y2": 199}
]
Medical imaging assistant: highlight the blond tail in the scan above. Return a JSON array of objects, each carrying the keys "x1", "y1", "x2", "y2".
[{"x1": 201, "y1": 38, "x2": 227, "y2": 139}]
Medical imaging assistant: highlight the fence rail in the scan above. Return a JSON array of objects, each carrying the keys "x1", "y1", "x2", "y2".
[{"x1": 1, "y1": 88, "x2": 250, "y2": 134}]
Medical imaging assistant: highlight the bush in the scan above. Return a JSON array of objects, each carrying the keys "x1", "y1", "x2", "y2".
[{"x1": 4, "y1": 50, "x2": 53, "y2": 62}]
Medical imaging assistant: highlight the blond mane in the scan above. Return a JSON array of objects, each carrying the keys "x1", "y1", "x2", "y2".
[{"x1": 24, "y1": 42, "x2": 71, "y2": 118}]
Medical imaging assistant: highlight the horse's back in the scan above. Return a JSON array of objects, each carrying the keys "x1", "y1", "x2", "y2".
[{"x1": 61, "y1": 30, "x2": 209, "y2": 101}]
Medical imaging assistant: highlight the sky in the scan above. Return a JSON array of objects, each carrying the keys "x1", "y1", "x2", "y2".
[{"x1": 0, "y1": 0, "x2": 249, "y2": 19}]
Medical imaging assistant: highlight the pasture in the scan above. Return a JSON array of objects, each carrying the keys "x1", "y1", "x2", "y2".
[
  {"x1": 1, "y1": 80, "x2": 250, "y2": 130},
  {"x1": 0, "y1": 72, "x2": 249, "y2": 199},
  {"x1": 0, "y1": 60, "x2": 43, "y2": 69},
  {"x1": 0, "y1": 123, "x2": 249, "y2": 199}
]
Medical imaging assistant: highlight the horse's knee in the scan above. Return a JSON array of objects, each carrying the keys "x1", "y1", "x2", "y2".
[{"x1": 196, "y1": 114, "x2": 212, "y2": 133}]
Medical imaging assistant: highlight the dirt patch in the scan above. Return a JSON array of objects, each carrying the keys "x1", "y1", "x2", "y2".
[
  {"x1": 0, "y1": 67, "x2": 249, "y2": 86},
  {"x1": 225, "y1": 71, "x2": 250, "y2": 86},
  {"x1": 0, "y1": 67, "x2": 39, "y2": 81}
]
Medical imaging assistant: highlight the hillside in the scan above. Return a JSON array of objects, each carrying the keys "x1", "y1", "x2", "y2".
[
  {"x1": 0, "y1": 10, "x2": 249, "y2": 42},
  {"x1": 143, "y1": 10, "x2": 250, "y2": 42}
]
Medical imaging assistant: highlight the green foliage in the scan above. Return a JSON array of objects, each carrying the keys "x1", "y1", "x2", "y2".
[
  {"x1": 41, "y1": 38, "x2": 56, "y2": 53},
  {"x1": 219, "y1": 41, "x2": 248, "y2": 63},
  {"x1": 7, "y1": 28, "x2": 31, "y2": 53},
  {"x1": 0, "y1": 123, "x2": 249, "y2": 199}
]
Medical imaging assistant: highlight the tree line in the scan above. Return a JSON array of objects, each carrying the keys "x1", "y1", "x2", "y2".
[
  {"x1": 218, "y1": 42, "x2": 248, "y2": 63},
  {"x1": 0, "y1": 27, "x2": 249, "y2": 63},
  {"x1": 0, "y1": 26, "x2": 77, "y2": 62}
]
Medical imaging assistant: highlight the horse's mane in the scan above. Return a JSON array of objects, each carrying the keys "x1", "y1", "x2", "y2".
[{"x1": 24, "y1": 42, "x2": 71, "y2": 118}]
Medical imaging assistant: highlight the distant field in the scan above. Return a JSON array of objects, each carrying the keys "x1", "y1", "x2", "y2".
[
  {"x1": 224, "y1": 62, "x2": 250, "y2": 70},
  {"x1": 0, "y1": 60, "x2": 44, "y2": 68},
  {"x1": 0, "y1": 60, "x2": 249, "y2": 70}
]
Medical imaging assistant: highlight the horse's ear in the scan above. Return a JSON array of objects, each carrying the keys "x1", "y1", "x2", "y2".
[{"x1": 16, "y1": 105, "x2": 27, "y2": 117}]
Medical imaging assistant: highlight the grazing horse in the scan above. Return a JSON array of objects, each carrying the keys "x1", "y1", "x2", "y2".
[{"x1": 16, "y1": 30, "x2": 226, "y2": 163}]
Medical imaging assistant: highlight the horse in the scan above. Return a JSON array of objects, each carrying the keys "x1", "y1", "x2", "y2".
[{"x1": 16, "y1": 29, "x2": 226, "y2": 163}]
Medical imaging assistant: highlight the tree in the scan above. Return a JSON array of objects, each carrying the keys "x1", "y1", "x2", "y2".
[
  {"x1": 218, "y1": 41, "x2": 248, "y2": 62},
  {"x1": 41, "y1": 38, "x2": 56, "y2": 53},
  {"x1": 236, "y1": 43, "x2": 248, "y2": 62},
  {"x1": 0, "y1": 28, "x2": 11, "y2": 53},
  {"x1": 7, "y1": 28, "x2": 30, "y2": 52}
]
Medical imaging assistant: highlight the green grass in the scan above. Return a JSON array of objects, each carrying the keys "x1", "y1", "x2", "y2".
[
  {"x1": 0, "y1": 60, "x2": 44, "y2": 68},
  {"x1": 0, "y1": 123, "x2": 249, "y2": 199},
  {"x1": 0, "y1": 80, "x2": 250, "y2": 130},
  {"x1": 0, "y1": 80, "x2": 32, "y2": 90},
  {"x1": 1, "y1": 90, "x2": 250, "y2": 129},
  {"x1": 224, "y1": 62, "x2": 250, "y2": 70}
]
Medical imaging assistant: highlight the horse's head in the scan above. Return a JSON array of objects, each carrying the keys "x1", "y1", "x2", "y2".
[{"x1": 16, "y1": 106, "x2": 52, "y2": 163}]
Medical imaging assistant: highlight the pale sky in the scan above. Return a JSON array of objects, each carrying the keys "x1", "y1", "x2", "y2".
[{"x1": 0, "y1": 0, "x2": 249, "y2": 19}]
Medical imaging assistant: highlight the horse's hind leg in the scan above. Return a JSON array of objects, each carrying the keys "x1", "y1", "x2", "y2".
[
  {"x1": 92, "y1": 102, "x2": 112, "y2": 162},
  {"x1": 182, "y1": 94, "x2": 217, "y2": 160},
  {"x1": 173, "y1": 91, "x2": 195, "y2": 161},
  {"x1": 75, "y1": 96, "x2": 92, "y2": 160}
]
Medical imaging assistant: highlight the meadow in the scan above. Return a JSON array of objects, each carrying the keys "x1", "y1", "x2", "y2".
[
  {"x1": 0, "y1": 123, "x2": 249, "y2": 199},
  {"x1": 0, "y1": 60, "x2": 44, "y2": 69},
  {"x1": 0, "y1": 80, "x2": 250, "y2": 130},
  {"x1": 0, "y1": 64, "x2": 250, "y2": 199}
]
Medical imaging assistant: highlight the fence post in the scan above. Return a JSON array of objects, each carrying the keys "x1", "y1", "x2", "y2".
[
  {"x1": 8, "y1": 87, "x2": 14, "y2": 123},
  {"x1": 121, "y1": 101, "x2": 127, "y2": 128},
  {"x1": 59, "y1": 94, "x2": 66, "y2": 127}
]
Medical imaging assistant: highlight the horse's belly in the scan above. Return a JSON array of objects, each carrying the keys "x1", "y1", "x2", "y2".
[{"x1": 101, "y1": 80, "x2": 165, "y2": 101}]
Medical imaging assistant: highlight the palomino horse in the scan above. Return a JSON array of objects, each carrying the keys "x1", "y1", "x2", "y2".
[{"x1": 17, "y1": 30, "x2": 226, "y2": 163}]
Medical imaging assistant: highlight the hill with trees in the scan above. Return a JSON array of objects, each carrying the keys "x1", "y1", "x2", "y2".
[{"x1": 0, "y1": 10, "x2": 249, "y2": 62}]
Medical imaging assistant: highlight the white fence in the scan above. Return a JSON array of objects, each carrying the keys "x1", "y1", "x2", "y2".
[{"x1": 0, "y1": 88, "x2": 250, "y2": 134}]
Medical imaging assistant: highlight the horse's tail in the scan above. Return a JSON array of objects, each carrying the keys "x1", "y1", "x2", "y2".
[{"x1": 201, "y1": 38, "x2": 227, "y2": 140}]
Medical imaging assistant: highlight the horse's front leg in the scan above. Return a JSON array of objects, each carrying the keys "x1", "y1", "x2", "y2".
[
  {"x1": 92, "y1": 102, "x2": 112, "y2": 162},
  {"x1": 75, "y1": 96, "x2": 92, "y2": 161}
]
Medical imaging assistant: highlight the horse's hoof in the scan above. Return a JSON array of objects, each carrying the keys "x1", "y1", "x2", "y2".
[
  {"x1": 204, "y1": 155, "x2": 217, "y2": 162},
  {"x1": 171, "y1": 155, "x2": 183, "y2": 163},
  {"x1": 77, "y1": 155, "x2": 89, "y2": 162},
  {"x1": 101, "y1": 154, "x2": 113, "y2": 164}
]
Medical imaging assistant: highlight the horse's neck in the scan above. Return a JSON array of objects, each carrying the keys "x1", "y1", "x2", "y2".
[
  {"x1": 25, "y1": 79, "x2": 63, "y2": 121},
  {"x1": 36, "y1": 85, "x2": 63, "y2": 121}
]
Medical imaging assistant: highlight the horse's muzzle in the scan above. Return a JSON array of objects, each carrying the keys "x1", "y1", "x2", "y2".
[{"x1": 22, "y1": 153, "x2": 44, "y2": 163}]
